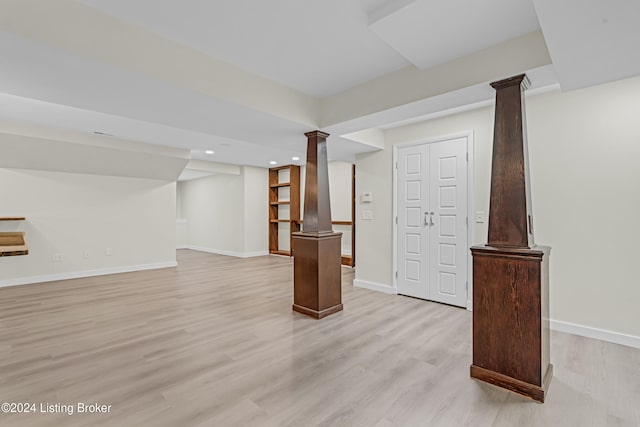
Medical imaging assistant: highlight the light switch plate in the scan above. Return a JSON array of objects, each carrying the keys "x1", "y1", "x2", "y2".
[
  {"x1": 362, "y1": 210, "x2": 373, "y2": 220},
  {"x1": 360, "y1": 192, "x2": 373, "y2": 203},
  {"x1": 475, "y1": 211, "x2": 485, "y2": 223}
]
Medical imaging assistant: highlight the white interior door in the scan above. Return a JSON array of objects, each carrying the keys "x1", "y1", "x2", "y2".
[
  {"x1": 396, "y1": 137, "x2": 468, "y2": 307},
  {"x1": 397, "y1": 144, "x2": 429, "y2": 299},
  {"x1": 428, "y1": 138, "x2": 468, "y2": 307}
]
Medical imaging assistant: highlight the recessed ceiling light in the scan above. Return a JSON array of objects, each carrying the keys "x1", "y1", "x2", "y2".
[
  {"x1": 292, "y1": 156, "x2": 300, "y2": 161},
  {"x1": 269, "y1": 161, "x2": 277, "y2": 165},
  {"x1": 205, "y1": 150, "x2": 214, "y2": 154}
]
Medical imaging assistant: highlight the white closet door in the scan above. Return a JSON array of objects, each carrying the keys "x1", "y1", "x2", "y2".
[
  {"x1": 397, "y1": 144, "x2": 430, "y2": 300},
  {"x1": 428, "y1": 137, "x2": 468, "y2": 307}
]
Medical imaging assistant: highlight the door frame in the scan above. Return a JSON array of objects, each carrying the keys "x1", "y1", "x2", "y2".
[{"x1": 392, "y1": 131, "x2": 475, "y2": 310}]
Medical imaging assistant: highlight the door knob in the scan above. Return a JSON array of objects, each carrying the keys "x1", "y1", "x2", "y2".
[{"x1": 429, "y1": 212, "x2": 435, "y2": 226}]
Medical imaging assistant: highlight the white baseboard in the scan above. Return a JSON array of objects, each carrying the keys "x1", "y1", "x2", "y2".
[
  {"x1": 187, "y1": 245, "x2": 268, "y2": 259},
  {"x1": 0, "y1": 261, "x2": 178, "y2": 289},
  {"x1": 243, "y1": 250, "x2": 270, "y2": 258},
  {"x1": 353, "y1": 279, "x2": 397, "y2": 295},
  {"x1": 550, "y1": 319, "x2": 640, "y2": 349}
]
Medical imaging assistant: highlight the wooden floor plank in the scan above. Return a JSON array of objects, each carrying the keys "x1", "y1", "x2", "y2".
[{"x1": 0, "y1": 249, "x2": 638, "y2": 426}]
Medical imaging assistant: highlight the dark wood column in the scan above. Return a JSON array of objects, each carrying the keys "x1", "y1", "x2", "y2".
[
  {"x1": 470, "y1": 74, "x2": 552, "y2": 403},
  {"x1": 292, "y1": 131, "x2": 343, "y2": 319},
  {"x1": 487, "y1": 75, "x2": 535, "y2": 248}
]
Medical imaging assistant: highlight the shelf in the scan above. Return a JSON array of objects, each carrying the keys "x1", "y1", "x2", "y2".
[
  {"x1": 269, "y1": 165, "x2": 301, "y2": 256},
  {"x1": 0, "y1": 232, "x2": 29, "y2": 257},
  {"x1": 270, "y1": 182, "x2": 291, "y2": 188},
  {"x1": 0, "y1": 217, "x2": 26, "y2": 221},
  {"x1": 294, "y1": 220, "x2": 353, "y2": 226}
]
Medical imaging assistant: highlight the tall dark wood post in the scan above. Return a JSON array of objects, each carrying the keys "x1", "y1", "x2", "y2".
[
  {"x1": 291, "y1": 131, "x2": 343, "y2": 319},
  {"x1": 470, "y1": 74, "x2": 552, "y2": 402}
]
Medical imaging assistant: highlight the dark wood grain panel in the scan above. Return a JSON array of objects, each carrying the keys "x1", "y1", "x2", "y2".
[
  {"x1": 487, "y1": 74, "x2": 533, "y2": 248},
  {"x1": 292, "y1": 232, "x2": 343, "y2": 318},
  {"x1": 293, "y1": 130, "x2": 342, "y2": 319},
  {"x1": 302, "y1": 131, "x2": 332, "y2": 234},
  {"x1": 472, "y1": 247, "x2": 543, "y2": 385},
  {"x1": 471, "y1": 73, "x2": 552, "y2": 402}
]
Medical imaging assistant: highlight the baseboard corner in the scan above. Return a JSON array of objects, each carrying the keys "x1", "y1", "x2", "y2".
[{"x1": 353, "y1": 279, "x2": 397, "y2": 295}]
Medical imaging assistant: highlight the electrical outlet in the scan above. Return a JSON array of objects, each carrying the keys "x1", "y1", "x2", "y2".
[
  {"x1": 52, "y1": 254, "x2": 64, "y2": 262},
  {"x1": 362, "y1": 210, "x2": 373, "y2": 220},
  {"x1": 83, "y1": 251, "x2": 90, "y2": 259},
  {"x1": 105, "y1": 248, "x2": 113, "y2": 256}
]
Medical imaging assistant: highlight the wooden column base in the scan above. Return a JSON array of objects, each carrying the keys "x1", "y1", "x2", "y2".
[
  {"x1": 292, "y1": 231, "x2": 343, "y2": 319},
  {"x1": 470, "y1": 245, "x2": 552, "y2": 403},
  {"x1": 471, "y1": 363, "x2": 553, "y2": 403}
]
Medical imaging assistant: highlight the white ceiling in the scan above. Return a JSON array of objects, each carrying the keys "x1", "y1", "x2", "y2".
[
  {"x1": 79, "y1": 0, "x2": 411, "y2": 97},
  {"x1": 532, "y1": 0, "x2": 640, "y2": 91},
  {"x1": 0, "y1": 0, "x2": 639, "y2": 177},
  {"x1": 369, "y1": 0, "x2": 540, "y2": 70}
]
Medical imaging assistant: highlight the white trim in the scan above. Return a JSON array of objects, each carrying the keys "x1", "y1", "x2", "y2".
[
  {"x1": 188, "y1": 245, "x2": 268, "y2": 258},
  {"x1": 176, "y1": 245, "x2": 189, "y2": 250},
  {"x1": 465, "y1": 133, "x2": 474, "y2": 310},
  {"x1": 0, "y1": 261, "x2": 178, "y2": 289},
  {"x1": 354, "y1": 279, "x2": 397, "y2": 295},
  {"x1": 243, "y1": 250, "x2": 270, "y2": 258},
  {"x1": 550, "y1": 320, "x2": 640, "y2": 349},
  {"x1": 392, "y1": 145, "x2": 398, "y2": 293},
  {"x1": 392, "y1": 131, "x2": 474, "y2": 307}
]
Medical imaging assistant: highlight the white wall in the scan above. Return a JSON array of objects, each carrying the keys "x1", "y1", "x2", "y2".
[
  {"x1": 328, "y1": 161, "x2": 353, "y2": 221},
  {"x1": 178, "y1": 166, "x2": 268, "y2": 257},
  {"x1": 328, "y1": 161, "x2": 353, "y2": 256},
  {"x1": 175, "y1": 186, "x2": 188, "y2": 248},
  {"x1": 0, "y1": 168, "x2": 177, "y2": 285},
  {"x1": 356, "y1": 75, "x2": 640, "y2": 339},
  {"x1": 243, "y1": 166, "x2": 269, "y2": 255}
]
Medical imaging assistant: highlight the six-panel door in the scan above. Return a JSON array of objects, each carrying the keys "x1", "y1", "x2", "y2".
[{"x1": 397, "y1": 137, "x2": 468, "y2": 307}]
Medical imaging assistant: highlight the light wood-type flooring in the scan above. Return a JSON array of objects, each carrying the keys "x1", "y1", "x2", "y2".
[{"x1": 0, "y1": 249, "x2": 638, "y2": 426}]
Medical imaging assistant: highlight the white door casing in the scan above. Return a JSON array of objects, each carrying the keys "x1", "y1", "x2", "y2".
[{"x1": 395, "y1": 134, "x2": 470, "y2": 308}]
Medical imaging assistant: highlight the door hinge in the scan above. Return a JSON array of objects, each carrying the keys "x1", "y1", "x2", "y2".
[
  {"x1": 395, "y1": 161, "x2": 398, "y2": 169},
  {"x1": 466, "y1": 152, "x2": 468, "y2": 162},
  {"x1": 466, "y1": 217, "x2": 468, "y2": 227},
  {"x1": 395, "y1": 216, "x2": 398, "y2": 224},
  {"x1": 395, "y1": 271, "x2": 398, "y2": 279}
]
